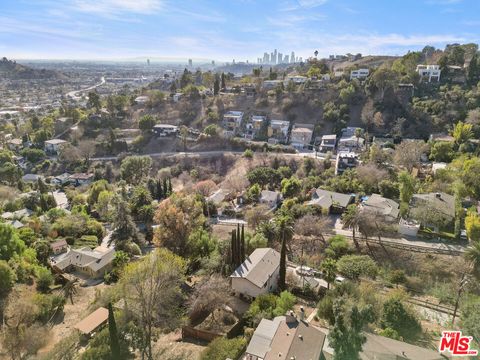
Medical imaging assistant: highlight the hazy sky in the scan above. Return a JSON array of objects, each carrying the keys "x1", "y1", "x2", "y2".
[{"x1": 1, "y1": 0, "x2": 479, "y2": 61}]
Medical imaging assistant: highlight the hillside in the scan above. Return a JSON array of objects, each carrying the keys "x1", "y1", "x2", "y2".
[{"x1": 0, "y1": 57, "x2": 67, "y2": 80}]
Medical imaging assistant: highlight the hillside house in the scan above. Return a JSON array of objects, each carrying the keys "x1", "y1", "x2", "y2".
[
  {"x1": 245, "y1": 115, "x2": 266, "y2": 140},
  {"x1": 74, "y1": 307, "x2": 109, "y2": 338},
  {"x1": 416, "y1": 64, "x2": 441, "y2": 82},
  {"x1": 335, "y1": 151, "x2": 359, "y2": 175},
  {"x1": 350, "y1": 68, "x2": 369, "y2": 80},
  {"x1": 51, "y1": 246, "x2": 115, "y2": 279},
  {"x1": 69, "y1": 173, "x2": 94, "y2": 186},
  {"x1": 153, "y1": 124, "x2": 178, "y2": 137},
  {"x1": 7, "y1": 138, "x2": 23, "y2": 152},
  {"x1": 290, "y1": 127, "x2": 313, "y2": 149},
  {"x1": 50, "y1": 239, "x2": 68, "y2": 255},
  {"x1": 308, "y1": 188, "x2": 354, "y2": 214},
  {"x1": 44, "y1": 139, "x2": 67, "y2": 155},
  {"x1": 409, "y1": 192, "x2": 455, "y2": 232},
  {"x1": 318, "y1": 134, "x2": 337, "y2": 153},
  {"x1": 337, "y1": 127, "x2": 364, "y2": 152},
  {"x1": 230, "y1": 248, "x2": 280, "y2": 300},
  {"x1": 223, "y1": 111, "x2": 244, "y2": 137},
  {"x1": 260, "y1": 190, "x2": 282, "y2": 209},
  {"x1": 361, "y1": 194, "x2": 400, "y2": 222},
  {"x1": 268, "y1": 120, "x2": 290, "y2": 143}
]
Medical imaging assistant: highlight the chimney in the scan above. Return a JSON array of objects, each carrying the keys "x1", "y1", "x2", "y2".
[
  {"x1": 435, "y1": 192, "x2": 441, "y2": 199},
  {"x1": 299, "y1": 306, "x2": 305, "y2": 321},
  {"x1": 285, "y1": 310, "x2": 297, "y2": 324}
]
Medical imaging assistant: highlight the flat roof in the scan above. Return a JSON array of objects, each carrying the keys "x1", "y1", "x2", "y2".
[{"x1": 74, "y1": 307, "x2": 108, "y2": 335}]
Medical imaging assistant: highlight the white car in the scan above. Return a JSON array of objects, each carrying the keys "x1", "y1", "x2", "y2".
[{"x1": 295, "y1": 265, "x2": 315, "y2": 277}]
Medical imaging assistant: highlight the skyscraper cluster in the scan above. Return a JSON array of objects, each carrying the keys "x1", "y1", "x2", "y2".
[{"x1": 257, "y1": 49, "x2": 301, "y2": 64}]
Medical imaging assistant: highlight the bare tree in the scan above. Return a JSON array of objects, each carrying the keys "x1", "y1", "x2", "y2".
[
  {"x1": 77, "y1": 139, "x2": 96, "y2": 165},
  {"x1": 188, "y1": 275, "x2": 230, "y2": 323},
  {"x1": 393, "y1": 141, "x2": 429, "y2": 172},
  {"x1": 245, "y1": 205, "x2": 272, "y2": 230},
  {"x1": 295, "y1": 214, "x2": 331, "y2": 251},
  {"x1": 356, "y1": 164, "x2": 389, "y2": 193}
]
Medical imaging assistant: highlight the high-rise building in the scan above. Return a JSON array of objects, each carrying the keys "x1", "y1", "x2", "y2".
[
  {"x1": 299, "y1": 57, "x2": 303, "y2": 62},
  {"x1": 278, "y1": 52, "x2": 283, "y2": 64},
  {"x1": 147, "y1": 59, "x2": 150, "y2": 66},
  {"x1": 188, "y1": 59, "x2": 193, "y2": 67},
  {"x1": 274, "y1": 49, "x2": 277, "y2": 64},
  {"x1": 284, "y1": 55, "x2": 289, "y2": 63},
  {"x1": 263, "y1": 52, "x2": 269, "y2": 63},
  {"x1": 291, "y1": 51, "x2": 295, "y2": 63},
  {"x1": 212, "y1": 60, "x2": 215, "y2": 66}
]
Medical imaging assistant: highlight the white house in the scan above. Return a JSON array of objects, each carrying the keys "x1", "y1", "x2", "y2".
[
  {"x1": 350, "y1": 68, "x2": 369, "y2": 80},
  {"x1": 319, "y1": 134, "x2": 337, "y2": 153},
  {"x1": 134, "y1": 95, "x2": 149, "y2": 104},
  {"x1": 245, "y1": 115, "x2": 266, "y2": 140},
  {"x1": 268, "y1": 120, "x2": 290, "y2": 142},
  {"x1": 290, "y1": 127, "x2": 313, "y2": 149},
  {"x1": 230, "y1": 248, "x2": 281, "y2": 300},
  {"x1": 335, "y1": 151, "x2": 359, "y2": 175},
  {"x1": 44, "y1": 139, "x2": 67, "y2": 155},
  {"x1": 284, "y1": 75, "x2": 308, "y2": 84},
  {"x1": 416, "y1": 65, "x2": 441, "y2": 82},
  {"x1": 337, "y1": 127, "x2": 364, "y2": 152}
]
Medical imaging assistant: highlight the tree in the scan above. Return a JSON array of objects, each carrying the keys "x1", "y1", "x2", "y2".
[
  {"x1": 276, "y1": 216, "x2": 294, "y2": 291},
  {"x1": 321, "y1": 258, "x2": 337, "y2": 290},
  {"x1": 380, "y1": 297, "x2": 421, "y2": 341},
  {"x1": 110, "y1": 197, "x2": 143, "y2": 251},
  {"x1": 325, "y1": 235, "x2": 351, "y2": 259},
  {"x1": 0, "y1": 260, "x2": 15, "y2": 297},
  {"x1": 452, "y1": 121, "x2": 473, "y2": 147},
  {"x1": 36, "y1": 266, "x2": 54, "y2": 292},
  {"x1": 108, "y1": 303, "x2": 120, "y2": 359},
  {"x1": 188, "y1": 275, "x2": 230, "y2": 319},
  {"x1": 465, "y1": 212, "x2": 480, "y2": 242},
  {"x1": 204, "y1": 124, "x2": 218, "y2": 136},
  {"x1": 342, "y1": 205, "x2": 361, "y2": 251},
  {"x1": 0, "y1": 223, "x2": 25, "y2": 261},
  {"x1": 62, "y1": 279, "x2": 79, "y2": 305},
  {"x1": 120, "y1": 156, "x2": 152, "y2": 185},
  {"x1": 329, "y1": 299, "x2": 374, "y2": 360},
  {"x1": 280, "y1": 177, "x2": 301, "y2": 198},
  {"x1": 213, "y1": 76, "x2": 220, "y2": 95},
  {"x1": 221, "y1": 72, "x2": 226, "y2": 89},
  {"x1": 87, "y1": 91, "x2": 101, "y2": 111},
  {"x1": 398, "y1": 171, "x2": 415, "y2": 215},
  {"x1": 200, "y1": 337, "x2": 246, "y2": 360},
  {"x1": 153, "y1": 194, "x2": 205, "y2": 257},
  {"x1": 120, "y1": 249, "x2": 185, "y2": 360},
  {"x1": 361, "y1": 99, "x2": 375, "y2": 134},
  {"x1": 430, "y1": 141, "x2": 454, "y2": 162},
  {"x1": 336, "y1": 255, "x2": 378, "y2": 280},
  {"x1": 139, "y1": 115, "x2": 156, "y2": 132},
  {"x1": 393, "y1": 141, "x2": 427, "y2": 172}
]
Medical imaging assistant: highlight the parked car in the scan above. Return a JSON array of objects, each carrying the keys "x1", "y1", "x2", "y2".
[{"x1": 295, "y1": 265, "x2": 314, "y2": 277}]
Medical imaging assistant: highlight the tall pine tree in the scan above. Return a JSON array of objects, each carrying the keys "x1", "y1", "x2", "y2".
[{"x1": 108, "y1": 303, "x2": 120, "y2": 359}]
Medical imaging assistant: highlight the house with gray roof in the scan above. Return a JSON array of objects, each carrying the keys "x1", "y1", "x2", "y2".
[
  {"x1": 230, "y1": 248, "x2": 280, "y2": 300},
  {"x1": 361, "y1": 194, "x2": 400, "y2": 221},
  {"x1": 308, "y1": 188, "x2": 354, "y2": 214},
  {"x1": 409, "y1": 192, "x2": 456, "y2": 232},
  {"x1": 260, "y1": 190, "x2": 282, "y2": 209},
  {"x1": 51, "y1": 246, "x2": 114, "y2": 279}
]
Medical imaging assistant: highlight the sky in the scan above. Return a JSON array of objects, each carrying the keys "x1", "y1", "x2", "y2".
[{"x1": 1, "y1": 0, "x2": 480, "y2": 61}]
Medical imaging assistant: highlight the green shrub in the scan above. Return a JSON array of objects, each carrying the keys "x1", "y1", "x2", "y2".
[
  {"x1": 200, "y1": 336, "x2": 246, "y2": 360},
  {"x1": 337, "y1": 255, "x2": 378, "y2": 280}
]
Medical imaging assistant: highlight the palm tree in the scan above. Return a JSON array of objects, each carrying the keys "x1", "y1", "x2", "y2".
[
  {"x1": 275, "y1": 216, "x2": 294, "y2": 291},
  {"x1": 62, "y1": 279, "x2": 79, "y2": 305},
  {"x1": 342, "y1": 204, "x2": 361, "y2": 251},
  {"x1": 452, "y1": 121, "x2": 473, "y2": 147},
  {"x1": 314, "y1": 50, "x2": 319, "y2": 58},
  {"x1": 320, "y1": 258, "x2": 337, "y2": 290}
]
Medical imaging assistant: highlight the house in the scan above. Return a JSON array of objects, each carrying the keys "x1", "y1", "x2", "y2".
[
  {"x1": 337, "y1": 127, "x2": 364, "y2": 152},
  {"x1": 6, "y1": 220, "x2": 24, "y2": 229},
  {"x1": 263, "y1": 80, "x2": 283, "y2": 90},
  {"x1": 432, "y1": 162, "x2": 447, "y2": 175},
  {"x1": 230, "y1": 248, "x2": 281, "y2": 300},
  {"x1": 319, "y1": 134, "x2": 337, "y2": 153},
  {"x1": 308, "y1": 188, "x2": 354, "y2": 214},
  {"x1": 409, "y1": 192, "x2": 456, "y2": 231},
  {"x1": 350, "y1": 68, "x2": 369, "y2": 80},
  {"x1": 361, "y1": 194, "x2": 400, "y2": 221},
  {"x1": 244, "y1": 314, "x2": 325, "y2": 360},
  {"x1": 74, "y1": 307, "x2": 109, "y2": 337},
  {"x1": 268, "y1": 120, "x2": 290, "y2": 143},
  {"x1": 245, "y1": 115, "x2": 266, "y2": 140},
  {"x1": 69, "y1": 173, "x2": 94, "y2": 186},
  {"x1": 153, "y1": 124, "x2": 178, "y2": 137},
  {"x1": 52, "y1": 191, "x2": 69, "y2": 210},
  {"x1": 51, "y1": 246, "x2": 115, "y2": 279},
  {"x1": 51, "y1": 172, "x2": 71, "y2": 186},
  {"x1": 223, "y1": 111, "x2": 244, "y2": 137},
  {"x1": 284, "y1": 75, "x2": 308, "y2": 84},
  {"x1": 322, "y1": 329, "x2": 450, "y2": 360},
  {"x1": 44, "y1": 139, "x2": 67, "y2": 155},
  {"x1": 22, "y1": 173, "x2": 43, "y2": 183},
  {"x1": 290, "y1": 127, "x2": 313, "y2": 149},
  {"x1": 416, "y1": 64, "x2": 441, "y2": 82},
  {"x1": 7, "y1": 138, "x2": 23, "y2": 152},
  {"x1": 335, "y1": 151, "x2": 359, "y2": 175},
  {"x1": 1, "y1": 208, "x2": 33, "y2": 221},
  {"x1": 50, "y1": 239, "x2": 68, "y2": 255},
  {"x1": 429, "y1": 133, "x2": 455, "y2": 143},
  {"x1": 173, "y1": 93, "x2": 183, "y2": 102},
  {"x1": 260, "y1": 190, "x2": 282, "y2": 209}
]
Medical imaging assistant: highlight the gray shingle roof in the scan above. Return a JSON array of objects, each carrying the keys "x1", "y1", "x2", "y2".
[
  {"x1": 363, "y1": 194, "x2": 400, "y2": 219},
  {"x1": 230, "y1": 248, "x2": 280, "y2": 288},
  {"x1": 309, "y1": 189, "x2": 354, "y2": 209}
]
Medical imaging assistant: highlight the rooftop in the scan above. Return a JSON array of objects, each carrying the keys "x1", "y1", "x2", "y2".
[
  {"x1": 74, "y1": 307, "x2": 109, "y2": 335},
  {"x1": 230, "y1": 248, "x2": 280, "y2": 288}
]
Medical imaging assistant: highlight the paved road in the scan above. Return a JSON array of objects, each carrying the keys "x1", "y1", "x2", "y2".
[{"x1": 67, "y1": 76, "x2": 106, "y2": 100}]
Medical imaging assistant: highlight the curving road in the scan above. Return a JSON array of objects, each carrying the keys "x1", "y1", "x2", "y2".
[{"x1": 67, "y1": 76, "x2": 106, "y2": 100}]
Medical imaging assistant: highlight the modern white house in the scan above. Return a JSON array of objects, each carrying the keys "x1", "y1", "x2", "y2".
[
  {"x1": 230, "y1": 248, "x2": 281, "y2": 300},
  {"x1": 319, "y1": 134, "x2": 337, "y2": 153},
  {"x1": 335, "y1": 151, "x2": 359, "y2": 175},
  {"x1": 245, "y1": 115, "x2": 266, "y2": 140},
  {"x1": 290, "y1": 127, "x2": 313, "y2": 149},
  {"x1": 337, "y1": 127, "x2": 364, "y2": 152},
  {"x1": 153, "y1": 124, "x2": 179, "y2": 137},
  {"x1": 44, "y1": 139, "x2": 67, "y2": 155},
  {"x1": 416, "y1": 65, "x2": 441, "y2": 82},
  {"x1": 350, "y1": 68, "x2": 369, "y2": 80},
  {"x1": 284, "y1": 75, "x2": 308, "y2": 84}
]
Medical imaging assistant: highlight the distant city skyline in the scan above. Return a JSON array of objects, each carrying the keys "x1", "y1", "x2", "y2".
[{"x1": 1, "y1": 0, "x2": 480, "y2": 61}]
